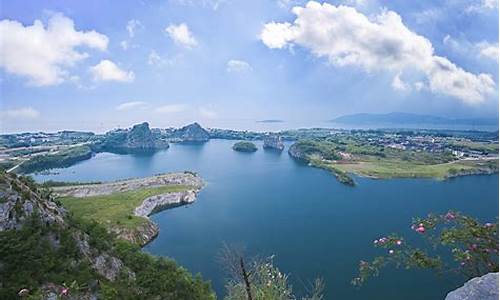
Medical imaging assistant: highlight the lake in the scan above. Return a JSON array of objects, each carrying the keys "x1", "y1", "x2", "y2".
[{"x1": 34, "y1": 139, "x2": 499, "y2": 299}]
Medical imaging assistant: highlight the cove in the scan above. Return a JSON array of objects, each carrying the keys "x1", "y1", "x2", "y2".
[{"x1": 33, "y1": 139, "x2": 499, "y2": 299}]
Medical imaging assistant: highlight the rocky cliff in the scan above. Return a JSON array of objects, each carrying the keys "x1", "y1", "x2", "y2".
[
  {"x1": 445, "y1": 273, "x2": 498, "y2": 300},
  {"x1": 172, "y1": 122, "x2": 210, "y2": 143},
  {"x1": 0, "y1": 172, "x2": 215, "y2": 299},
  {"x1": 0, "y1": 172, "x2": 133, "y2": 289},
  {"x1": 263, "y1": 134, "x2": 285, "y2": 151},
  {"x1": 101, "y1": 122, "x2": 169, "y2": 152}
]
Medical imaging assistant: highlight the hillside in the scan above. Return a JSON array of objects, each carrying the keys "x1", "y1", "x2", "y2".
[
  {"x1": 332, "y1": 112, "x2": 499, "y2": 126},
  {"x1": 0, "y1": 171, "x2": 215, "y2": 299}
]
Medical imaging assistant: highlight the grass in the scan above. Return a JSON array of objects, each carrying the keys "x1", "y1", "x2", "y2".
[
  {"x1": 59, "y1": 185, "x2": 192, "y2": 229},
  {"x1": 331, "y1": 158, "x2": 498, "y2": 179}
]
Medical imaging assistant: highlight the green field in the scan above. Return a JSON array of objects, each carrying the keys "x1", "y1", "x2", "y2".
[
  {"x1": 59, "y1": 185, "x2": 192, "y2": 229},
  {"x1": 324, "y1": 158, "x2": 498, "y2": 180}
]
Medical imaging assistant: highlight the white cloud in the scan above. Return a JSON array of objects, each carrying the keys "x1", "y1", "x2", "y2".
[
  {"x1": 126, "y1": 19, "x2": 142, "y2": 38},
  {"x1": 165, "y1": 23, "x2": 198, "y2": 48},
  {"x1": 226, "y1": 59, "x2": 252, "y2": 73},
  {"x1": 148, "y1": 50, "x2": 178, "y2": 67},
  {"x1": 120, "y1": 40, "x2": 129, "y2": 50},
  {"x1": 414, "y1": 81, "x2": 425, "y2": 91},
  {"x1": 198, "y1": 106, "x2": 217, "y2": 119},
  {"x1": 392, "y1": 73, "x2": 411, "y2": 92},
  {"x1": 260, "y1": 1, "x2": 495, "y2": 104},
  {"x1": 444, "y1": 35, "x2": 499, "y2": 63},
  {"x1": 155, "y1": 104, "x2": 187, "y2": 114},
  {"x1": 90, "y1": 60, "x2": 135, "y2": 82},
  {"x1": 170, "y1": 0, "x2": 228, "y2": 11},
  {"x1": 477, "y1": 42, "x2": 499, "y2": 62},
  {"x1": 467, "y1": 0, "x2": 499, "y2": 13},
  {"x1": 1, "y1": 107, "x2": 40, "y2": 119},
  {"x1": 116, "y1": 101, "x2": 148, "y2": 111},
  {"x1": 0, "y1": 13, "x2": 108, "y2": 86}
]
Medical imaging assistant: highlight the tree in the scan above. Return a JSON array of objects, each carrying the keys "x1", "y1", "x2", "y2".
[
  {"x1": 218, "y1": 243, "x2": 324, "y2": 300},
  {"x1": 352, "y1": 211, "x2": 498, "y2": 287}
]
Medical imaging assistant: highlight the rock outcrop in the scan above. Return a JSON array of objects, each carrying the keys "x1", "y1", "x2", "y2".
[
  {"x1": 0, "y1": 175, "x2": 66, "y2": 231},
  {"x1": 263, "y1": 134, "x2": 284, "y2": 151},
  {"x1": 445, "y1": 273, "x2": 498, "y2": 300},
  {"x1": 134, "y1": 190, "x2": 197, "y2": 217},
  {"x1": 172, "y1": 122, "x2": 210, "y2": 143},
  {"x1": 0, "y1": 173, "x2": 133, "y2": 283},
  {"x1": 101, "y1": 122, "x2": 169, "y2": 152}
]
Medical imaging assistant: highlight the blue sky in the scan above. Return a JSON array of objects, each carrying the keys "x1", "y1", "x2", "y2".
[{"x1": 0, "y1": 0, "x2": 498, "y2": 132}]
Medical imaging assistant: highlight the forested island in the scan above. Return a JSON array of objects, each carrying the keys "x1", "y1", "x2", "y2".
[{"x1": 232, "y1": 141, "x2": 258, "y2": 152}]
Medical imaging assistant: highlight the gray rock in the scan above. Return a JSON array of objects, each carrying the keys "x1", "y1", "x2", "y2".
[
  {"x1": 263, "y1": 134, "x2": 284, "y2": 151},
  {"x1": 445, "y1": 273, "x2": 498, "y2": 300}
]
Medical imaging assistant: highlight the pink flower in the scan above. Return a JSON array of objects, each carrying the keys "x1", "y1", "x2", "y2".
[
  {"x1": 416, "y1": 226, "x2": 425, "y2": 233},
  {"x1": 60, "y1": 288, "x2": 69, "y2": 296},
  {"x1": 445, "y1": 212, "x2": 456, "y2": 220},
  {"x1": 485, "y1": 223, "x2": 494, "y2": 228},
  {"x1": 396, "y1": 240, "x2": 402, "y2": 246},
  {"x1": 373, "y1": 240, "x2": 379, "y2": 244}
]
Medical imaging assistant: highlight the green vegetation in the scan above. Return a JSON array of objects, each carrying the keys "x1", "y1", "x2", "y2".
[
  {"x1": 450, "y1": 140, "x2": 499, "y2": 154},
  {"x1": 288, "y1": 138, "x2": 498, "y2": 185},
  {"x1": 232, "y1": 141, "x2": 258, "y2": 152},
  {"x1": 0, "y1": 173, "x2": 214, "y2": 299},
  {"x1": 353, "y1": 211, "x2": 498, "y2": 287},
  {"x1": 219, "y1": 244, "x2": 324, "y2": 300},
  {"x1": 0, "y1": 214, "x2": 215, "y2": 299},
  {"x1": 332, "y1": 158, "x2": 498, "y2": 180},
  {"x1": 59, "y1": 185, "x2": 192, "y2": 230},
  {"x1": 18, "y1": 145, "x2": 93, "y2": 174}
]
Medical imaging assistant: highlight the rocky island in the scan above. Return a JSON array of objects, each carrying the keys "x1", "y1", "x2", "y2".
[
  {"x1": 55, "y1": 172, "x2": 204, "y2": 246},
  {"x1": 98, "y1": 122, "x2": 169, "y2": 153},
  {"x1": 232, "y1": 141, "x2": 258, "y2": 152},
  {"x1": 169, "y1": 122, "x2": 210, "y2": 143},
  {"x1": 263, "y1": 134, "x2": 285, "y2": 151}
]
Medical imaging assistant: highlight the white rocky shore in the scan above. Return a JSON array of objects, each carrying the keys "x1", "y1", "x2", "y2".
[
  {"x1": 54, "y1": 172, "x2": 204, "y2": 245},
  {"x1": 54, "y1": 172, "x2": 203, "y2": 197},
  {"x1": 134, "y1": 190, "x2": 198, "y2": 217}
]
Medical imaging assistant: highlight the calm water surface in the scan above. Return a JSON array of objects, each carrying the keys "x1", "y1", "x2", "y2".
[{"x1": 34, "y1": 140, "x2": 499, "y2": 300}]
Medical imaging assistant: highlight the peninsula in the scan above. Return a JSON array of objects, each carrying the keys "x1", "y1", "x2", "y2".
[{"x1": 55, "y1": 172, "x2": 204, "y2": 246}]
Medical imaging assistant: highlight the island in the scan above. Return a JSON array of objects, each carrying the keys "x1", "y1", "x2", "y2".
[
  {"x1": 232, "y1": 141, "x2": 258, "y2": 152},
  {"x1": 263, "y1": 134, "x2": 285, "y2": 151},
  {"x1": 54, "y1": 172, "x2": 204, "y2": 246}
]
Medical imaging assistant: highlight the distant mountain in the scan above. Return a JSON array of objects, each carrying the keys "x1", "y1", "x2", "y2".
[
  {"x1": 257, "y1": 119, "x2": 284, "y2": 123},
  {"x1": 331, "y1": 112, "x2": 498, "y2": 126}
]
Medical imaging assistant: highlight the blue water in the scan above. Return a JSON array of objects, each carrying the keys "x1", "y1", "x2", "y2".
[{"x1": 33, "y1": 140, "x2": 499, "y2": 300}]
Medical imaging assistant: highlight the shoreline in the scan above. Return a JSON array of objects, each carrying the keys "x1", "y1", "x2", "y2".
[{"x1": 55, "y1": 172, "x2": 204, "y2": 246}]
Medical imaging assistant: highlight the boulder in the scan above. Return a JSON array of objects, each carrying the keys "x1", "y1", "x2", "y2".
[{"x1": 445, "y1": 273, "x2": 498, "y2": 300}]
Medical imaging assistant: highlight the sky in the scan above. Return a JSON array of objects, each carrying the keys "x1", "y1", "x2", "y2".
[{"x1": 0, "y1": 0, "x2": 499, "y2": 133}]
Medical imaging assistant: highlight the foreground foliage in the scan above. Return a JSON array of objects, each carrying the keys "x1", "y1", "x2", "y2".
[
  {"x1": 0, "y1": 173, "x2": 215, "y2": 300},
  {"x1": 220, "y1": 244, "x2": 324, "y2": 300},
  {"x1": 352, "y1": 211, "x2": 499, "y2": 287}
]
